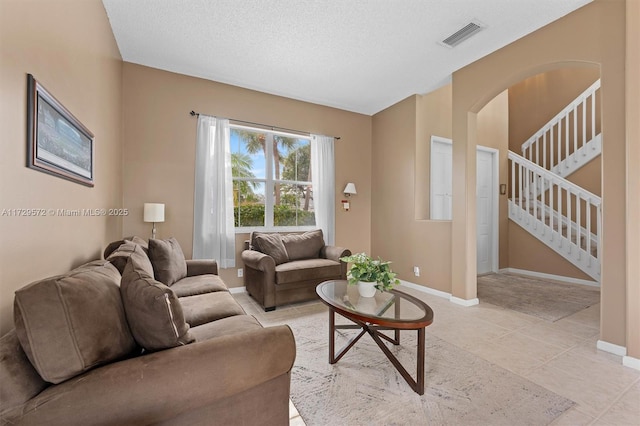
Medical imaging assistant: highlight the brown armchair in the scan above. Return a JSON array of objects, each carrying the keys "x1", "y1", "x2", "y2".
[{"x1": 241, "y1": 230, "x2": 351, "y2": 311}]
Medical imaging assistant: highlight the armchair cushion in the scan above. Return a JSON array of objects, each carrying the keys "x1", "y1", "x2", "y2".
[
  {"x1": 275, "y1": 259, "x2": 342, "y2": 284},
  {"x1": 148, "y1": 237, "x2": 187, "y2": 286},
  {"x1": 120, "y1": 254, "x2": 194, "y2": 351},
  {"x1": 282, "y1": 229, "x2": 324, "y2": 260},
  {"x1": 253, "y1": 233, "x2": 289, "y2": 265},
  {"x1": 13, "y1": 261, "x2": 136, "y2": 384}
]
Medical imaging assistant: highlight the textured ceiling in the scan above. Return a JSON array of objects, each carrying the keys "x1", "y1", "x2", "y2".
[{"x1": 102, "y1": 0, "x2": 592, "y2": 115}]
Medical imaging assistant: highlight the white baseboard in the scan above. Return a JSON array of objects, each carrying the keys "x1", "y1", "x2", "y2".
[
  {"x1": 399, "y1": 280, "x2": 479, "y2": 307},
  {"x1": 450, "y1": 296, "x2": 480, "y2": 307},
  {"x1": 229, "y1": 286, "x2": 246, "y2": 294},
  {"x1": 499, "y1": 268, "x2": 600, "y2": 287},
  {"x1": 399, "y1": 280, "x2": 451, "y2": 300},
  {"x1": 597, "y1": 340, "x2": 627, "y2": 356},
  {"x1": 623, "y1": 356, "x2": 640, "y2": 371}
]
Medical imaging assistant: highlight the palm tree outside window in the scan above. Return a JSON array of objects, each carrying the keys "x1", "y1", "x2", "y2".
[{"x1": 230, "y1": 127, "x2": 315, "y2": 229}]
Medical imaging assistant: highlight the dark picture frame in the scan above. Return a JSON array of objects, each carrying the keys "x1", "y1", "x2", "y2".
[{"x1": 26, "y1": 74, "x2": 94, "y2": 187}]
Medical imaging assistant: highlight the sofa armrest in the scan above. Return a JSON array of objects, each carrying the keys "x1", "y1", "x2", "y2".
[
  {"x1": 13, "y1": 326, "x2": 295, "y2": 425},
  {"x1": 321, "y1": 246, "x2": 351, "y2": 262},
  {"x1": 186, "y1": 259, "x2": 218, "y2": 276},
  {"x1": 241, "y1": 250, "x2": 275, "y2": 272}
]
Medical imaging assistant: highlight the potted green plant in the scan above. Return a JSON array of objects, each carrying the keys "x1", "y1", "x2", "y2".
[{"x1": 340, "y1": 252, "x2": 400, "y2": 297}]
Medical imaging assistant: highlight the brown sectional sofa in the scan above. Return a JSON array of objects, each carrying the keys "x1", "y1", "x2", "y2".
[
  {"x1": 242, "y1": 229, "x2": 351, "y2": 311},
  {"x1": 0, "y1": 237, "x2": 296, "y2": 426}
]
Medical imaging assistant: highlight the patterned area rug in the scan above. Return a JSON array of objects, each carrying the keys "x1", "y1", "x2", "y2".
[
  {"x1": 477, "y1": 273, "x2": 600, "y2": 322},
  {"x1": 265, "y1": 308, "x2": 574, "y2": 426}
]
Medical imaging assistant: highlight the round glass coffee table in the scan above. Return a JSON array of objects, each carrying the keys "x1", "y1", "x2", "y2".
[{"x1": 316, "y1": 280, "x2": 434, "y2": 395}]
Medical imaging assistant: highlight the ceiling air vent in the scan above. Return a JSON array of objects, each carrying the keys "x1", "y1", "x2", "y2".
[{"x1": 440, "y1": 21, "x2": 484, "y2": 48}]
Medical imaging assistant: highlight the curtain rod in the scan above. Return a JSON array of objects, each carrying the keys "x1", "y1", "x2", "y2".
[{"x1": 189, "y1": 110, "x2": 340, "y2": 140}]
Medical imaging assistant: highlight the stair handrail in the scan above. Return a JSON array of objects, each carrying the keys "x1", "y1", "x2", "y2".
[
  {"x1": 520, "y1": 79, "x2": 601, "y2": 165},
  {"x1": 508, "y1": 151, "x2": 601, "y2": 205}
]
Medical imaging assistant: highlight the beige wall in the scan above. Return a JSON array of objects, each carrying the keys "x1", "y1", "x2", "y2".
[
  {"x1": 121, "y1": 63, "x2": 372, "y2": 288},
  {"x1": 451, "y1": 0, "x2": 628, "y2": 346},
  {"x1": 371, "y1": 94, "x2": 452, "y2": 293},
  {"x1": 0, "y1": 0, "x2": 123, "y2": 334},
  {"x1": 626, "y1": 0, "x2": 640, "y2": 359}
]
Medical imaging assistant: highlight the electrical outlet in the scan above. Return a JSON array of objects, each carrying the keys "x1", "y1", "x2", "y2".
[
  {"x1": 413, "y1": 266, "x2": 420, "y2": 277},
  {"x1": 237, "y1": 268, "x2": 243, "y2": 278}
]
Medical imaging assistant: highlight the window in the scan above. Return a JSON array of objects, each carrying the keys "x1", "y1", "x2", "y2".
[{"x1": 230, "y1": 126, "x2": 315, "y2": 230}]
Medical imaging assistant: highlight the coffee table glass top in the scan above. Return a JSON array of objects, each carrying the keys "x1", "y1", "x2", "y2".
[{"x1": 317, "y1": 280, "x2": 432, "y2": 325}]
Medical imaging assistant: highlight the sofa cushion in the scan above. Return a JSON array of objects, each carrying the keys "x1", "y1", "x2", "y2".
[
  {"x1": 107, "y1": 241, "x2": 154, "y2": 275},
  {"x1": 282, "y1": 229, "x2": 324, "y2": 260},
  {"x1": 253, "y1": 233, "x2": 289, "y2": 265},
  {"x1": 0, "y1": 330, "x2": 48, "y2": 413},
  {"x1": 171, "y1": 275, "x2": 228, "y2": 297},
  {"x1": 148, "y1": 237, "x2": 187, "y2": 286},
  {"x1": 14, "y1": 261, "x2": 136, "y2": 384},
  {"x1": 120, "y1": 256, "x2": 194, "y2": 352},
  {"x1": 275, "y1": 258, "x2": 342, "y2": 284},
  {"x1": 179, "y1": 292, "x2": 245, "y2": 327},
  {"x1": 189, "y1": 315, "x2": 263, "y2": 342}
]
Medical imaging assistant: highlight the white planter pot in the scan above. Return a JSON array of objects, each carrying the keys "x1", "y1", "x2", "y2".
[{"x1": 357, "y1": 281, "x2": 377, "y2": 298}]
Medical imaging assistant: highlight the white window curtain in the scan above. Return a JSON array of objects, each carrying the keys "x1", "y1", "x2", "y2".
[
  {"x1": 311, "y1": 134, "x2": 335, "y2": 245},
  {"x1": 193, "y1": 115, "x2": 235, "y2": 268}
]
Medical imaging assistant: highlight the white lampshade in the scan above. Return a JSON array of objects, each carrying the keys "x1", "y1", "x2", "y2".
[
  {"x1": 343, "y1": 183, "x2": 357, "y2": 196},
  {"x1": 143, "y1": 203, "x2": 165, "y2": 223}
]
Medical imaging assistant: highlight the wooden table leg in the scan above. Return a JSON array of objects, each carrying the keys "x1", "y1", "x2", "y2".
[
  {"x1": 417, "y1": 327, "x2": 425, "y2": 395},
  {"x1": 329, "y1": 307, "x2": 336, "y2": 364},
  {"x1": 394, "y1": 295, "x2": 401, "y2": 343}
]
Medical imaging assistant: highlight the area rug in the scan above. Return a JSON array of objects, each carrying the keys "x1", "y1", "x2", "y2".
[
  {"x1": 264, "y1": 308, "x2": 574, "y2": 426},
  {"x1": 477, "y1": 273, "x2": 600, "y2": 322}
]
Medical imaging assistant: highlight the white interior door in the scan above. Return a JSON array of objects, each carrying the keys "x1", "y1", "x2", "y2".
[
  {"x1": 476, "y1": 147, "x2": 498, "y2": 275},
  {"x1": 430, "y1": 137, "x2": 453, "y2": 220},
  {"x1": 430, "y1": 137, "x2": 498, "y2": 273}
]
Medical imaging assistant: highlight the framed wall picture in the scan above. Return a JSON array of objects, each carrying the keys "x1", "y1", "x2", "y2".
[{"x1": 26, "y1": 74, "x2": 94, "y2": 187}]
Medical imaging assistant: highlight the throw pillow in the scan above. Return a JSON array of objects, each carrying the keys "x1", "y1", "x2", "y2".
[
  {"x1": 103, "y1": 235, "x2": 148, "y2": 259},
  {"x1": 282, "y1": 229, "x2": 325, "y2": 260},
  {"x1": 13, "y1": 261, "x2": 137, "y2": 384},
  {"x1": 253, "y1": 233, "x2": 289, "y2": 265},
  {"x1": 120, "y1": 256, "x2": 194, "y2": 351},
  {"x1": 147, "y1": 237, "x2": 187, "y2": 286},
  {"x1": 125, "y1": 235, "x2": 149, "y2": 251},
  {"x1": 107, "y1": 241, "x2": 154, "y2": 275}
]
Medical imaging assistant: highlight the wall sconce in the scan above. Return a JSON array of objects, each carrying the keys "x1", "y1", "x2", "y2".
[
  {"x1": 143, "y1": 203, "x2": 165, "y2": 239},
  {"x1": 342, "y1": 183, "x2": 357, "y2": 211},
  {"x1": 343, "y1": 183, "x2": 357, "y2": 197}
]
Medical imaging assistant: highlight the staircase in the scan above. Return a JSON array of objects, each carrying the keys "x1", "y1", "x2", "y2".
[{"x1": 508, "y1": 79, "x2": 601, "y2": 282}]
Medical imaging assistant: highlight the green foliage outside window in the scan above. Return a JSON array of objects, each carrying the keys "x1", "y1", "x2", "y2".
[{"x1": 234, "y1": 204, "x2": 315, "y2": 227}]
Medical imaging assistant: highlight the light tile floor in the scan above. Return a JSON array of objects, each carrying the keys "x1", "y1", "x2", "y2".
[{"x1": 233, "y1": 286, "x2": 640, "y2": 426}]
